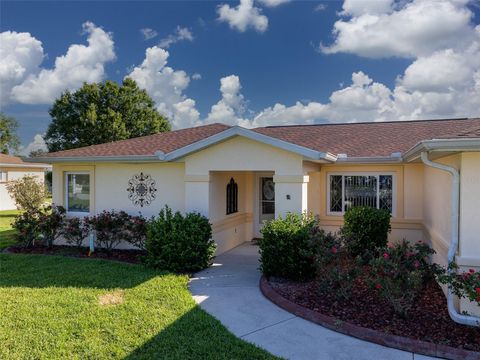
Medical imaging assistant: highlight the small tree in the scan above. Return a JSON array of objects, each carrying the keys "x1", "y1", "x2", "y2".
[
  {"x1": 0, "y1": 113, "x2": 20, "y2": 154},
  {"x1": 6, "y1": 176, "x2": 47, "y2": 212}
]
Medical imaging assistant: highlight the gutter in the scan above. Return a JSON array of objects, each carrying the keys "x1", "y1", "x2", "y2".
[
  {"x1": 420, "y1": 151, "x2": 480, "y2": 327},
  {"x1": 0, "y1": 163, "x2": 51, "y2": 169},
  {"x1": 29, "y1": 155, "x2": 161, "y2": 163},
  {"x1": 404, "y1": 138, "x2": 480, "y2": 162}
]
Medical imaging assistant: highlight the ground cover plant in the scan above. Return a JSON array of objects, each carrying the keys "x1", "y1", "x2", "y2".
[{"x1": 0, "y1": 254, "x2": 278, "y2": 360}]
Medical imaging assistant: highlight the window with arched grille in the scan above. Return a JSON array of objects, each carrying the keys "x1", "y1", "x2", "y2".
[{"x1": 226, "y1": 177, "x2": 238, "y2": 215}]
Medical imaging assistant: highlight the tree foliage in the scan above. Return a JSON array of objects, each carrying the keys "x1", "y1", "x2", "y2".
[
  {"x1": 6, "y1": 176, "x2": 48, "y2": 212},
  {"x1": 0, "y1": 113, "x2": 20, "y2": 154},
  {"x1": 45, "y1": 78, "x2": 171, "y2": 152}
]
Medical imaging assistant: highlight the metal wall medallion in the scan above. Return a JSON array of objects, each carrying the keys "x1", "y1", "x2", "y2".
[{"x1": 127, "y1": 172, "x2": 157, "y2": 207}]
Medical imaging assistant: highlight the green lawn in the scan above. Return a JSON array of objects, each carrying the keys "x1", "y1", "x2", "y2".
[
  {"x1": 0, "y1": 254, "x2": 277, "y2": 359},
  {"x1": 0, "y1": 210, "x2": 20, "y2": 250}
]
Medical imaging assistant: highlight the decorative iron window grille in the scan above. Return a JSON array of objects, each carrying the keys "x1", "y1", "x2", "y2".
[
  {"x1": 328, "y1": 173, "x2": 394, "y2": 215},
  {"x1": 226, "y1": 177, "x2": 238, "y2": 215}
]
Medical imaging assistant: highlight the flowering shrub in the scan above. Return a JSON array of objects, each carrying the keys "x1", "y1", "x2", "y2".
[
  {"x1": 368, "y1": 240, "x2": 438, "y2": 317},
  {"x1": 12, "y1": 210, "x2": 42, "y2": 247},
  {"x1": 85, "y1": 210, "x2": 146, "y2": 251},
  {"x1": 437, "y1": 263, "x2": 480, "y2": 307},
  {"x1": 60, "y1": 217, "x2": 89, "y2": 248},
  {"x1": 37, "y1": 205, "x2": 66, "y2": 247},
  {"x1": 259, "y1": 213, "x2": 317, "y2": 280}
]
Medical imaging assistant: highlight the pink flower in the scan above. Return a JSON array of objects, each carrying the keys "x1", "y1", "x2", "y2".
[
  {"x1": 413, "y1": 260, "x2": 420, "y2": 269},
  {"x1": 331, "y1": 247, "x2": 337, "y2": 254},
  {"x1": 476, "y1": 287, "x2": 480, "y2": 294},
  {"x1": 383, "y1": 253, "x2": 389, "y2": 260},
  {"x1": 375, "y1": 283, "x2": 382, "y2": 290},
  {"x1": 469, "y1": 268, "x2": 475, "y2": 273}
]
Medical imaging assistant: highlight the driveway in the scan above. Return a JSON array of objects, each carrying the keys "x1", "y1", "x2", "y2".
[{"x1": 189, "y1": 242, "x2": 437, "y2": 360}]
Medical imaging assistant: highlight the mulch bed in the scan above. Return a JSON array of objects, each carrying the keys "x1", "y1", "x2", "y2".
[
  {"x1": 4, "y1": 245, "x2": 145, "y2": 264},
  {"x1": 268, "y1": 276, "x2": 480, "y2": 353}
]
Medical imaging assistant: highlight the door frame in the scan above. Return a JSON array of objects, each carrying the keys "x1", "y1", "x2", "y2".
[{"x1": 254, "y1": 172, "x2": 275, "y2": 238}]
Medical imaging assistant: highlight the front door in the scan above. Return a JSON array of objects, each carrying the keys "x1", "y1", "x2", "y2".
[{"x1": 255, "y1": 175, "x2": 275, "y2": 237}]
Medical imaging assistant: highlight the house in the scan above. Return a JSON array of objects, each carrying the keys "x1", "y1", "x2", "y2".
[
  {"x1": 0, "y1": 154, "x2": 51, "y2": 211},
  {"x1": 36, "y1": 117, "x2": 480, "y2": 314}
]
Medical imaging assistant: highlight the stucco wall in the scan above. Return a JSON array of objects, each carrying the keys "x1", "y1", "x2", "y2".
[
  {"x1": 305, "y1": 163, "x2": 424, "y2": 243},
  {"x1": 0, "y1": 168, "x2": 45, "y2": 211},
  {"x1": 422, "y1": 154, "x2": 461, "y2": 267},
  {"x1": 52, "y1": 163, "x2": 185, "y2": 218}
]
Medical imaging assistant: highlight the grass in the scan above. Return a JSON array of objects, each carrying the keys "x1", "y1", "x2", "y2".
[
  {"x1": 0, "y1": 209, "x2": 20, "y2": 250},
  {"x1": 0, "y1": 254, "x2": 278, "y2": 359}
]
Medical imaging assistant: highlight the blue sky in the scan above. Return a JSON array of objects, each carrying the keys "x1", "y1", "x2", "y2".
[{"x1": 1, "y1": 0, "x2": 479, "y2": 154}]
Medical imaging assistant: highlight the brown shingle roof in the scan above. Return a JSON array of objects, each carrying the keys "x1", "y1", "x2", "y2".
[
  {"x1": 44, "y1": 123, "x2": 231, "y2": 158},
  {"x1": 254, "y1": 118, "x2": 480, "y2": 157},
  {"x1": 43, "y1": 118, "x2": 480, "y2": 159},
  {"x1": 0, "y1": 153, "x2": 50, "y2": 167}
]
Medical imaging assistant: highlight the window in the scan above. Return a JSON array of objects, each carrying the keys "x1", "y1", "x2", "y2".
[
  {"x1": 0, "y1": 171, "x2": 7, "y2": 182},
  {"x1": 226, "y1": 177, "x2": 238, "y2": 215},
  {"x1": 65, "y1": 172, "x2": 90, "y2": 214},
  {"x1": 328, "y1": 173, "x2": 394, "y2": 215}
]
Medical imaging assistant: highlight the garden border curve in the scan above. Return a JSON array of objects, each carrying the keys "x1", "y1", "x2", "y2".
[{"x1": 260, "y1": 276, "x2": 480, "y2": 360}]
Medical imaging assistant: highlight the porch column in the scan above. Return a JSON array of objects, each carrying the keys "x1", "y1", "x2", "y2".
[
  {"x1": 185, "y1": 174, "x2": 210, "y2": 217},
  {"x1": 273, "y1": 174, "x2": 309, "y2": 218}
]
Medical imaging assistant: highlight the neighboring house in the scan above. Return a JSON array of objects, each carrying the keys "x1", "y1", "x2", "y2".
[
  {"x1": 36, "y1": 117, "x2": 480, "y2": 313},
  {"x1": 0, "y1": 154, "x2": 51, "y2": 211}
]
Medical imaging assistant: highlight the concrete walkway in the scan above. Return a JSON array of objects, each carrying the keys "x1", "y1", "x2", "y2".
[{"x1": 189, "y1": 242, "x2": 437, "y2": 360}]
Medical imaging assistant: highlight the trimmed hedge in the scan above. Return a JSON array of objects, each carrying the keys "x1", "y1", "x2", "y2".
[{"x1": 145, "y1": 206, "x2": 216, "y2": 273}]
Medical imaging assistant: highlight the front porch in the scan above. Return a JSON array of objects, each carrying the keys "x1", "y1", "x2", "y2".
[{"x1": 185, "y1": 170, "x2": 310, "y2": 254}]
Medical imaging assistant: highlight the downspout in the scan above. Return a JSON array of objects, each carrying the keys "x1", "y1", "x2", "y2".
[{"x1": 420, "y1": 151, "x2": 480, "y2": 327}]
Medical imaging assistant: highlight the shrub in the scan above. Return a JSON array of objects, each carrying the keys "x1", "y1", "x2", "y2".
[
  {"x1": 61, "y1": 217, "x2": 89, "y2": 248},
  {"x1": 311, "y1": 228, "x2": 359, "y2": 300},
  {"x1": 437, "y1": 263, "x2": 480, "y2": 307},
  {"x1": 342, "y1": 207, "x2": 391, "y2": 259},
  {"x1": 368, "y1": 240, "x2": 437, "y2": 317},
  {"x1": 85, "y1": 210, "x2": 145, "y2": 251},
  {"x1": 37, "y1": 205, "x2": 66, "y2": 247},
  {"x1": 12, "y1": 210, "x2": 42, "y2": 247},
  {"x1": 6, "y1": 175, "x2": 48, "y2": 212},
  {"x1": 259, "y1": 212, "x2": 317, "y2": 280},
  {"x1": 145, "y1": 206, "x2": 215, "y2": 273}
]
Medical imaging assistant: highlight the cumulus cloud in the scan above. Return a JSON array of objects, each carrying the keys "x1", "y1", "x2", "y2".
[
  {"x1": 0, "y1": 31, "x2": 44, "y2": 106},
  {"x1": 217, "y1": 0, "x2": 268, "y2": 33},
  {"x1": 257, "y1": 0, "x2": 290, "y2": 7},
  {"x1": 158, "y1": 26, "x2": 194, "y2": 48},
  {"x1": 140, "y1": 28, "x2": 158, "y2": 40},
  {"x1": 9, "y1": 22, "x2": 115, "y2": 105},
  {"x1": 19, "y1": 134, "x2": 47, "y2": 156},
  {"x1": 127, "y1": 46, "x2": 200, "y2": 128},
  {"x1": 320, "y1": 0, "x2": 475, "y2": 58},
  {"x1": 192, "y1": 73, "x2": 202, "y2": 80}
]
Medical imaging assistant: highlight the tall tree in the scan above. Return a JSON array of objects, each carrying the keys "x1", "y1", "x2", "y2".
[
  {"x1": 0, "y1": 113, "x2": 20, "y2": 154},
  {"x1": 45, "y1": 78, "x2": 171, "y2": 152}
]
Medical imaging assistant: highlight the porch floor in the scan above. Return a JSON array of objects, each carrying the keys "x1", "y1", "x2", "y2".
[{"x1": 189, "y1": 242, "x2": 438, "y2": 360}]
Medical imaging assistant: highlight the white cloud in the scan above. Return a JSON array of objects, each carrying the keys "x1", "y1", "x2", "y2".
[
  {"x1": 314, "y1": 3, "x2": 327, "y2": 12},
  {"x1": 206, "y1": 75, "x2": 250, "y2": 126},
  {"x1": 321, "y1": 0, "x2": 475, "y2": 58},
  {"x1": 217, "y1": 0, "x2": 268, "y2": 33},
  {"x1": 19, "y1": 134, "x2": 47, "y2": 156},
  {"x1": 127, "y1": 46, "x2": 199, "y2": 128},
  {"x1": 158, "y1": 26, "x2": 194, "y2": 48},
  {"x1": 140, "y1": 28, "x2": 158, "y2": 40},
  {"x1": 0, "y1": 31, "x2": 44, "y2": 106},
  {"x1": 192, "y1": 73, "x2": 202, "y2": 80},
  {"x1": 258, "y1": 0, "x2": 290, "y2": 7},
  {"x1": 10, "y1": 22, "x2": 115, "y2": 105}
]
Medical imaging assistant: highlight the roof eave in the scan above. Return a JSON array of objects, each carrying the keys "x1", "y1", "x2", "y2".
[
  {"x1": 30, "y1": 155, "x2": 161, "y2": 163},
  {"x1": 0, "y1": 162, "x2": 52, "y2": 169},
  {"x1": 404, "y1": 138, "x2": 480, "y2": 162}
]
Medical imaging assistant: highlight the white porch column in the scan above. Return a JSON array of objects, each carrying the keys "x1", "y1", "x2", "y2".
[
  {"x1": 273, "y1": 175, "x2": 309, "y2": 218},
  {"x1": 185, "y1": 174, "x2": 210, "y2": 217}
]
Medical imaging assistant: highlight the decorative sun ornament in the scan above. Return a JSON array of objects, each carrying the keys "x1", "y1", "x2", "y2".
[{"x1": 127, "y1": 172, "x2": 157, "y2": 207}]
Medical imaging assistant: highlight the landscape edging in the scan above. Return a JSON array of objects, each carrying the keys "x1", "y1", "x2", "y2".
[{"x1": 259, "y1": 276, "x2": 480, "y2": 360}]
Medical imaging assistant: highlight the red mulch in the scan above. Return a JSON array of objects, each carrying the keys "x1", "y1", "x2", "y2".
[
  {"x1": 5, "y1": 245, "x2": 145, "y2": 264},
  {"x1": 269, "y1": 276, "x2": 480, "y2": 352}
]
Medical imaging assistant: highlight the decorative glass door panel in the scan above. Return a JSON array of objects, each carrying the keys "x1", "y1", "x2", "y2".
[{"x1": 259, "y1": 177, "x2": 275, "y2": 223}]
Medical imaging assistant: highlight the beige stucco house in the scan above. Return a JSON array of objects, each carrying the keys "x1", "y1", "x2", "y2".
[
  {"x1": 0, "y1": 154, "x2": 51, "y2": 211},
  {"x1": 36, "y1": 117, "x2": 480, "y2": 318}
]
